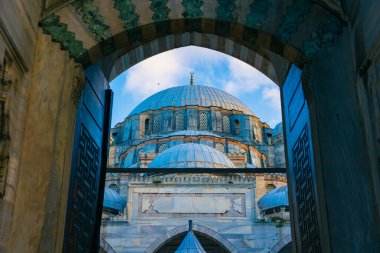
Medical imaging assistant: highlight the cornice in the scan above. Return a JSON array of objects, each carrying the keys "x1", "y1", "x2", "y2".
[{"x1": 112, "y1": 174, "x2": 256, "y2": 186}]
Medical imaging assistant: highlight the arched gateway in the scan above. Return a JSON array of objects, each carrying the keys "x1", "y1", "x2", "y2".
[
  {"x1": 0, "y1": 1, "x2": 379, "y2": 253},
  {"x1": 144, "y1": 224, "x2": 238, "y2": 253}
]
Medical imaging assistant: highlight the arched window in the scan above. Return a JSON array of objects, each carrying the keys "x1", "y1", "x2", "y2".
[
  {"x1": 215, "y1": 143, "x2": 225, "y2": 153},
  {"x1": 158, "y1": 143, "x2": 168, "y2": 153},
  {"x1": 109, "y1": 184, "x2": 120, "y2": 193},
  {"x1": 153, "y1": 115, "x2": 161, "y2": 133},
  {"x1": 199, "y1": 112, "x2": 208, "y2": 130},
  {"x1": 234, "y1": 119, "x2": 240, "y2": 134},
  {"x1": 222, "y1": 116, "x2": 230, "y2": 132},
  {"x1": 266, "y1": 184, "x2": 276, "y2": 193},
  {"x1": 175, "y1": 113, "x2": 184, "y2": 130},
  {"x1": 144, "y1": 118, "x2": 150, "y2": 134}
]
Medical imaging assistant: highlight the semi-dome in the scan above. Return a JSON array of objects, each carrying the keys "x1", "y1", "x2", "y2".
[
  {"x1": 257, "y1": 186, "x2": 288, "y2": 211},
  {"x1": 128, "y1": 85, "x2": 255, "y2": 117},
  {"x1": 103, "y1": 187, "x2": 126, "y2": 212},
  {"x1": 272, "y1": 122, "x2": 283, "y2": 137},
  {"x1": 148, "y1": 143, "x2": 235, "y2": 168}
]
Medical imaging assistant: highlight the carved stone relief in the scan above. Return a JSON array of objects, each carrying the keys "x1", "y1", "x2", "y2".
[
  {"x1": 0, "y1": 52, "x2": 11, "y2": 198},
  {"x1": 138, "y1": 193, "x2": 246, "y2": 217},
  {"x1": 71, "y1": 64, "x2": 85, "y2": 105}
]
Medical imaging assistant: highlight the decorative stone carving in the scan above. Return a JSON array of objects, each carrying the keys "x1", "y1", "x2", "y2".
[
  {"x1": 151, "y1": 195, "x2": 231, "y2": 214},
  {"x1": 233, "y1": 197, "x2": 243, "y2": 213},
  {"x1": 123, "y1": 174, "x2": 255, "y2": 185},
  {"x1": 0, "y1": 53, "x2": 11, "y2": 198},
  {"x1": 141, "y1": 198, "x2": 151, "y2": 213},
  {"x1": 71, "y1": 64, "x2": 85, "y2": 105},
  {"x1": 138, "y1": 193, "x2": 246, "y2": 217}
]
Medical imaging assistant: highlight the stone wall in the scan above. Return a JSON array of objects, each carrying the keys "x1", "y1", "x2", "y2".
[
  {"x1": 0, "y1": 1, "x2": 42, "y2": 250},
  {"x1": 5, "y1": 29, "x2": 80, "y2": 253},
  {"x1": 302, "y1": 11, "x2": 380, "y2": 250},
  {"x1": 102, "y1": 175, "x2": 290, "y2": 253},
  {"x1": 102, "y1": 220, "x2": 291, "y2": 253}
]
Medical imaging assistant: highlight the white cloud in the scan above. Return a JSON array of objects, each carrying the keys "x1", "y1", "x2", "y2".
[
  {"x1": 123, "y1": 46, "x2": 226, "y2": 101},
  {"x1": 120, "y1": 46, "x2": 282, "y2": 127},
  {"x1": 262, "y1": 87, "x2": 281, "y2": 109},
  {"x1": 222, "y1": 57, "x2": 274, "y2": 95},
  {"x1": 123, "y1": 51, "x2": 188, "y2": 100},
  {"x1": 261, "y1": 87, "x2": 282, "y2": 127}
]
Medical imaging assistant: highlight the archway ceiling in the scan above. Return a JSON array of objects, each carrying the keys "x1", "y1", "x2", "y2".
[{"x1": 40, "y1": 0, "x2": 345, "y2": 82}]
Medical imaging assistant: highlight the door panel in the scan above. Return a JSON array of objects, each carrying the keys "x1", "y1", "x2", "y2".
[
  {"x1": 63, "y1": 65, "x2": 110, "y2": 253},
  {"x1": 282, "y1": 65, "x2": 322, "y2": 253}
]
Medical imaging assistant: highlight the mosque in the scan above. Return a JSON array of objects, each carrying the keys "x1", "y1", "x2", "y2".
[
  {"x1": 101, "y1": 79, "x2": 290, "y2": 253},
  {"x1": 1, "y1": 1, "x2": 379, "y2": 252},
  {"x1": 107, "y1": 74, "x2": 285, "y2": 170}
]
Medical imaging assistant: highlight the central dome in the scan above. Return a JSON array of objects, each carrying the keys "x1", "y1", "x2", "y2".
[
  {"x1": 128, "y1": 85, "x2": 254, "y2": 117},
  {"x1": 148, "y1": 143, "x2": 235, "y2": 168}
]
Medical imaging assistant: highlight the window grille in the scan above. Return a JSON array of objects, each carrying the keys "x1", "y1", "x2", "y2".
[
  {"x1": 223, "y1": 116, "x2": 230, "y2": 132},
  {"x1": 109, "y1": 184, "x2": 120, "y2": 193},
  {"x1": 144, "y1": 119, "x2": 150, "y2": 134},
  {"x1": 153, "y1": 116, "x2": 161, "y2": 133},
  {"x1": 234, "y1": 119, "x2": 240, "y2": 134},
  {"x1": 158, "y1": 143, "x2": 168, "y2": 153},
  {"x1": 199, "y1": 112, "x2": 208, "y2": 130},
  {"x1": 215, "y1": 143, "x2": 225, "y2": 153},
  {"x1": 266, "y1": 184, "x2": 276, "y2": 193},
  {"x1": 175, "y1": 113, "x2": 184, "y2": 130}
]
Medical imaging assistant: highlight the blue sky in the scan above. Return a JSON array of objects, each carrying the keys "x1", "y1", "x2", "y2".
[{"x1": 110, "y1": 46, "x2": 282, "y2": 128}]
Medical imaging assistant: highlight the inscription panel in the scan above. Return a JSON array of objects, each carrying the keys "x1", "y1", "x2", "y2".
[{"x1": 138, "y1": 193, "x2": 246, "y2": 217}]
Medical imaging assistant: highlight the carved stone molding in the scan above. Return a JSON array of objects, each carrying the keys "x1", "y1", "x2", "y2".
[
  {"x1": 118, "y1": 174, "x2": 256, "y2": 186},
  {"x1": 0, "y1": 53, "x2": 11, "y2": 198},
  {"x1": 138, "y1": 193, "x2": 246, "y2": 217},
  {"x1": 317, "y1": 0, "x2": 346, "y2": 20},
  {"x1": 71, "y1": 64, "x2": 85, "y2": 105}
]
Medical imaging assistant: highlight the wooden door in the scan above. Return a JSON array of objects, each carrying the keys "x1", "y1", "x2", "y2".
[
  {"x1": 63, "y1": 64, "x2": 112, "y2": 252},
  {"x1": 282, "y1": 65, "x2": 322, "y2": 253}
]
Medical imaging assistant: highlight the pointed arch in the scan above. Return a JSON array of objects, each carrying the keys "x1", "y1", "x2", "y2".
[{"x1": 144, "y1": 224, "x2": 238, "y2": 253}]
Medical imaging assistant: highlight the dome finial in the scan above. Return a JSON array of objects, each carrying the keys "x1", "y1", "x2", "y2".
[{"x1": 190, "y1": 72, "x2": 194, "y2": 85}]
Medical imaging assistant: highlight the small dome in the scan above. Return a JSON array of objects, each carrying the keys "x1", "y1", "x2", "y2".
[
  {"x1": 272, "y1": 122, "x2": 283, "y2": 137},
  {"x1": 103, "y1": 187, "x2": 126, "y2": 212},
  {"x1": 148, "y1": 143, "x2": 235, "y2": 168},
  {"x1": 257, "y1": 186, "x2": 288, "y2": 211},
  {"x1": 128, "y1": 85, "x2": 255, "y2": 117},
  {"x1": 162, "y1": 130, "x2": 221, "y2": 138}
]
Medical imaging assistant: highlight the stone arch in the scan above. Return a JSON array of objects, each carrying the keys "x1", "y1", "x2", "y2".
[
  {"x1": 269, "y1": 234, "x2": 292, "y2": 253},
  {"x1": 144, "y1": 224, "x2": 239, "y2": 253},
  {"x1": 99, "y1": 238, "x2": 117, "y2": 253},
  {"x1": 108, "y1": 183, "x2": 120, "y2": 193},
  {"x1": 266, "y1": 183, "x2": 276, "y2": 193},
  {"x1": 144, "y1": 118, "x2": 150, "y2": 134},
  {"x1": 39, "y1": 16, "x2": 316, "y2": 88},
  {"x1": 104, "y1": 32, "x2": 285, "y2": 84},
  {"x1": 40, "y1": 0, "x2": 344, "y2": 77},
  {"x1": 77, "y1": 19, "x2": 304, "y2": 83}
]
